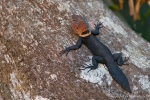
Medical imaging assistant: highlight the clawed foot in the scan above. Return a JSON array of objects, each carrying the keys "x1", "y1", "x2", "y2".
[
  {"x1": 118, "y1": 56, "x2": 130, "y2": 66},
  {"x1": 122, "y1": 56, "x2": 130, "y2": 65},
  {"x1": 79, "y1": 64, "x2": 96, "y2": 73},
  {"x1": 59, "y1": 48, "x2": 70, "y2": 56},
  {"x1": 94, "y1": 22, "x2": 103, "y2": 29}
]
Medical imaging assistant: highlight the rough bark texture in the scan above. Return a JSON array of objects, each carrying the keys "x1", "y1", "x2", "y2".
[{"x1": 0, "y1": 0, "x2": 150, "y2": 100}]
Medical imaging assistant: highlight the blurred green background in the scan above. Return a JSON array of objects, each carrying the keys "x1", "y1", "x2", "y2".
[{"x1": 103, "y1": 0, "x2": 150, "y2": 42}]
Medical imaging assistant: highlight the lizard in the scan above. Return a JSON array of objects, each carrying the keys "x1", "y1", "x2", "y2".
[{"x1": 60, "y1": 15, "x2": 131, "y2": 93}]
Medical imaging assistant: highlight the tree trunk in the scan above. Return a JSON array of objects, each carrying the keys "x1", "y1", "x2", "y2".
[{"x1": 0, "y1": 0, "x2": 150, "y2": 99}]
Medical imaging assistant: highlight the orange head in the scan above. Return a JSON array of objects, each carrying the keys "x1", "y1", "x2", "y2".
[{"x1": 70, "y1": 15, "x2": 91, "y2": 37}]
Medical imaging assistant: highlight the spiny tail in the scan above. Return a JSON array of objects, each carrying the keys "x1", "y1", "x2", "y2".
[{"x1": 106, "y1": 63, "x2": 131, "y2": 93}]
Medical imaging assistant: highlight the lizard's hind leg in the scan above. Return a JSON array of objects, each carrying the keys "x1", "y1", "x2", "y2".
[
  {"x1": 79, "y1": 56, "x2": 105, "y2": 72},
  {"x1": 113, "y1": 53, "x2": 129, "y2": 66}
]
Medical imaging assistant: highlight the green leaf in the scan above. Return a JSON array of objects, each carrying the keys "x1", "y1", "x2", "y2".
[{"x1": 108, "y1": 5, "x2": 120, "y2": 11}]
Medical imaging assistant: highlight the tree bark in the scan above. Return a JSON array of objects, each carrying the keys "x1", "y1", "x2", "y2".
[{"x1": 0, "y1": 0, "x2": 150, "y2": 99}]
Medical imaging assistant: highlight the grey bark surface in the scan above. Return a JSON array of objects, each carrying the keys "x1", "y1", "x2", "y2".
[{"x1": 0, "y1": 0, "x2": 150, "y2": 100}]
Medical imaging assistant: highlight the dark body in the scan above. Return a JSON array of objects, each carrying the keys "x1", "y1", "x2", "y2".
[
  {"x1": 60, "y1": 15, "x2": 131, "y2": 93},
  {"x1": 82, "y1": 34, "x2": 112, "y2": 58},
  {"x1": 81, "y1": 34, "x2": 131, "y2": 93}
]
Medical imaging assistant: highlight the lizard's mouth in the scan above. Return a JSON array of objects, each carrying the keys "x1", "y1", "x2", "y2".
[
  {"x1": 79, "y1": 30, "x2": 91, "y2": 37},
  {"x1": 81, "y1": 30, "x2": 89, "y2": 35}
]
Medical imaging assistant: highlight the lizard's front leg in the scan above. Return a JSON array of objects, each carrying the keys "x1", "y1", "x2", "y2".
[
  {"x1": 80, "y1": 56, "x2": 105, "y2": 72},
  {"x1": 59, "y1": 37, "x2": 82, "y2": 56},
  {"x1": 91, "y1": 22, "x2": 103, "y2": 35}
]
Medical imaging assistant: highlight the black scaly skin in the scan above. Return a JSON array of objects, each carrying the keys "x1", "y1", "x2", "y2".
[{"x1": 60, "y1": 16, "x2": 131, "y2": 93}]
